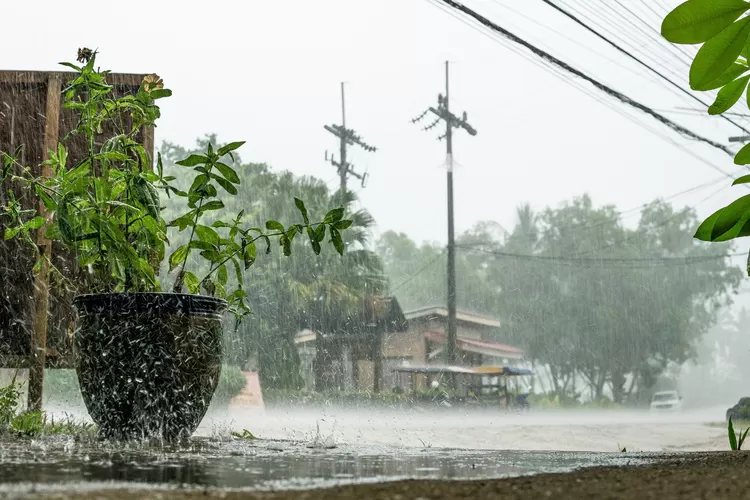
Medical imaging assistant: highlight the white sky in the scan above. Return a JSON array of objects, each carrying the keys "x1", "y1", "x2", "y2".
[{"x1": 5, "y1": 0, "x2": 750, "y2": 274}]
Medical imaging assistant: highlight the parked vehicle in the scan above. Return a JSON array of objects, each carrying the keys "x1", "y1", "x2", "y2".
[{"x1": 650, "y1": 390, "x2": 683, "y2": 412}]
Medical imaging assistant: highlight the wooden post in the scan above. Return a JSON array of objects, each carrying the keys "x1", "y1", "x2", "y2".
[{"x1": 27, "y1": 76, "x2": 61, "y2": 412}]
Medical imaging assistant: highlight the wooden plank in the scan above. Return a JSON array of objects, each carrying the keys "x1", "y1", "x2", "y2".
[
  {"x1": 27, "y1": 75, "x2": 61, "y2": 412},
  {"x1": 143, "y1": 124, "x2": 155, "y2": 168},
  {"x1": 0, "y1": 71, "x2": 145, "y2": 86}
]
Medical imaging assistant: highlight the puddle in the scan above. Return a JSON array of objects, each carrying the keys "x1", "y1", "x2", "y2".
[{"x1": 0, "y1": 435, "x2": 656, "y2": 493}]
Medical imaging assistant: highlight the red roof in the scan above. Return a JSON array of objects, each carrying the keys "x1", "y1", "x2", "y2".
[{"x1": 424, "y1": 331, "x2": 523, "y2": 355}]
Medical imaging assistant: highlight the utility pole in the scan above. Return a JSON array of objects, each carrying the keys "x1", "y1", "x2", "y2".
[
  {"x1": 325, "y1": 82, "x2": 377, "y2": 192},
  {"x1": 412, "y1": 61, "x2": 477, "y2": 389}
]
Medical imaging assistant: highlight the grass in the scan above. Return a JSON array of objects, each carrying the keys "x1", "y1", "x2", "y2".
[
  {"x1": 0, "y1": 375, "x2": 96, "y2": 438},
  {"x1": 728, "y1": 416, "x2": 750, "y2": 451}
]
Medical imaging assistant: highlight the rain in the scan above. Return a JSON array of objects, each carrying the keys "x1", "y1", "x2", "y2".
[{"x1": 1, "y1": 0, "x2": 750, "y2": 499}]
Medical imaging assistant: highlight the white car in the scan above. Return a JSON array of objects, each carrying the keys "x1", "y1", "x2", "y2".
[{"x1": 650, "y1": 390, "x2": 683, "y2": 412}]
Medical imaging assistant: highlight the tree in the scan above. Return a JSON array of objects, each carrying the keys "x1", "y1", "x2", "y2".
[{"x1": 492, "y1": 195, "x2": 742, "y2": 402}]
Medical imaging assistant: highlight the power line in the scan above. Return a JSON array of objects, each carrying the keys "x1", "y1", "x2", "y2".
[
  {"x1": 456, "y1": 245, "x2": 743, "y2": 267},
  {"x1": 559, "y1": 0, "x2": 693, "y2": 83},
  {"x1": 430, "y1": 0, "x2": 736, "y2": 162},
  {"x1": 389, "y1": 250, "x2": 446, "y2": 293},
  {"x1": 573, "y1": 183, "x2": 728, "y2": 257},
  {"x1": 541, "y1": 0, "x2": 750, "y2": 136},
  {"x1": 423, "y1": 0, "x2": 739, "y2": 182}
]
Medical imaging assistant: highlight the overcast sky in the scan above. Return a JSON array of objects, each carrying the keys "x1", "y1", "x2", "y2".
[{"x1": 6, "y1": 0, "x2": 750, "y2": 273}]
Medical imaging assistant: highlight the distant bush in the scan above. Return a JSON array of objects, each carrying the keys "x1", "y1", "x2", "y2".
[{"x1": 211, "y1": 365, "x2": 247, "y2": 407}]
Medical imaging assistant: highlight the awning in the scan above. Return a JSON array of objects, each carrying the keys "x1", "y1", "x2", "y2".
[
  {"x1": 424, "y1": 331, "x2": 524, "y2": 359},
  {"x1": 392, "y1": 365, "x2": 533, "y2": 376}
]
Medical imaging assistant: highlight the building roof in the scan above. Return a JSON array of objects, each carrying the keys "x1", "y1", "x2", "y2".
[
  {"x1": 404, "y1": 305, "x2": 501, "y2": 328},
  {"x1": 424, "y1": 331, "x2": 523, "y2": 359}
]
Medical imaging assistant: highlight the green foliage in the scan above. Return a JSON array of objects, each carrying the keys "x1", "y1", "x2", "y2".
[
  {"x1": 662, "y1": 1, "x2": 750, "y2": 272},
  {"x1": 0, "y1": 375, "x2": 22, "y2": 429},
  {"x1": 231, "y1": 429, "x2": 257, "y2": 440},
  {"x1": 0, "y1": 375, "x2": 92, "y2": 437},
  {"x1": 0, "y1": 51, "x2": 351, "y2": 326},
  {"x1": 212, "y1": 364, "x2": 247, "y2": 406},
  {"x1": 728, "y1": 416, "x2": 750, "y2": 450}
]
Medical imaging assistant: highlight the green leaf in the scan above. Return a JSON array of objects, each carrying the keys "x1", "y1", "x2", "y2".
[
  {"x1": 58, "y1": 61, "x2": 82, "y2": 71},
  {"x1": 195, "y1": 225, "x2": 220, "y2": 245},
  {"x1": 213, "y1": 175, "x2": 238, "y2": 195},
  {"x1": 729, "y1": 416, "x2": 739, "y2": 450},
  {"x1": 176, "y1": 154, "x2": 209, "y2": 167},
  {"x1": 199, "y1": 200, "x2": 225, "y2": 214},
  {"x1": 690, "y1": 17, "x2": 750, "y2": 91},
  {"x1": 243, "y1": 242, "x2": 257, "y2": 269},
  {"x1": 294, "y1": 198, "x2": 309, "y2": 224},
  {"x1": 332, "y1": 219, "x2": 353, "y2": 230},
  {"x1": 330, "y1": 227, "x2": 345, "y2": 255},
  {"x1": 217, "y1": 264, "x2": 228, "y2": 285},
  {"x1": 189, "y1": 174, "x2": 209, "y2": 194},
  {"x1": 694, "y1": 194, "x2": 750, "y2": 241},
  {"x1": 709, "y1": 74, "x2": 750, "y2": 113},
  {"x1": 189, "y1": 240, "x2": 216, "y2": 252},
  {"x1": 149, "y1": 89, "x2": 172, "y2": 100},
  {"x1": 132, "y1": 177, "x2": 160, "y2": 219},
  {"x1": 214, "y1": 162, "x2": 240, "y2": 184},
  {"x1": 217, "y1": 141, "x2": 245, "y2": 157},
  {"x1": 323, "y1": 207, "x2": 345, "y2": 224},
  {"x1": 4, "y1": 227, "x2": 19, "y2": 240},
  {"x1": 313, "y1": 224, "x2": 326, "y2": 243},
  {"x1": 740, "y1": 427, "x2": 750, "y2": 450},
  {"x1": 732, "y1": 174, "x2": 750, "y2": 185},
  {"x1": 169, "y1": 245, "x2": 189, "y2": 272},
  {"x1": 24, "y1": 216, "x2": 46, "y2": 230},
  {"x1": 703, "y1": 62, "x2": 750, "y2": 90},
  {"x1": 265, "y1": 220, "x2": 285, "y2": 232},
  {"x1": 735, "y1": 141, "x2": 750, "y2": 164},
  {"x1": 281, "y1": 226, "x2": 298, "y2": 257},
  {"x1": 661, "y1": 0, "x2": 750, "y2": 44},
  {"x1": 184, "y1": 271, "x2": 200, "y2": 294},
  {"x1": 199, "y1": 249, "x2": 222, "y2": 262},
  {"x1": 34, "y1": 184, "x2": 57, "y2": 211}
]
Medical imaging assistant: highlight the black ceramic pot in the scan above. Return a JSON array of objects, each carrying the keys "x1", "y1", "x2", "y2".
[{"x1": 73, "y1": 293, "x2": 227, "y2": 441}]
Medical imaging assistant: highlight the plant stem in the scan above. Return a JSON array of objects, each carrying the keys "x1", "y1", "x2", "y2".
[{"x1": 172, "y1": 197, "x2": 205, "y2": 293}]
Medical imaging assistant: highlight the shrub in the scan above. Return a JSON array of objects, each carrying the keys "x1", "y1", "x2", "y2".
[{"x1": 212, "y1": 365, "x2": 247, "y2": 407}]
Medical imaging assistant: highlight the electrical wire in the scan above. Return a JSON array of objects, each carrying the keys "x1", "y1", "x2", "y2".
[
  {"x1": 424, "y1": 0, "x2": 742, "y2": 186},
  {"x1": 456, "y1": 245, "x2": 743, "y2": 267},
  {"x1": 389, "y1": 249, "x2": 446, "y2": 293},
  {"x1": 573, "y1": 182, "x2": 729, "y2": 257},
  {"x1": 542, "y1": 0, "x2": 750, "y2": 135},
  {"x1": 429, "y1": 0, "x2": 735, "y2": 158}
]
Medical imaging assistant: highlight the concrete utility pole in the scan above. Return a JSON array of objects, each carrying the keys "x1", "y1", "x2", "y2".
[
  {"x1": 324, "y1": 82, "x2": 377, "y2": 191},
  {"x1": 412, "y1": 61, "x2": 477, "y2": 388}
]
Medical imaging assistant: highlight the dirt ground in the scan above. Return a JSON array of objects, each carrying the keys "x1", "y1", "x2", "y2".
[{"x1": 8, "y1": 451, "x2": 750, "y2": 500}]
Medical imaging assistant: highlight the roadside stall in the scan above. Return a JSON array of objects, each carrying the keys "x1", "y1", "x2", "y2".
[{"x1": 392, "y1": 365, "x2": 533, "y2": 409}]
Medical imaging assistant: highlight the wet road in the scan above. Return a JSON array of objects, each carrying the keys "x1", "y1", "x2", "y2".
[
  {"x1": 3, "y1": 405, "x2": 725, "y2": 496},
  {"x1": 0, "y1": 435, "x2": 653, "y2": 494},
  {"x1": 197, "y1": 406, "x2": 730, "y2": 453}
]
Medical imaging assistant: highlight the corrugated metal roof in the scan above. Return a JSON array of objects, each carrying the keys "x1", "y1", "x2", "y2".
[{"x1": 404, "y1": 306, "x2": 501, "y2": 328}]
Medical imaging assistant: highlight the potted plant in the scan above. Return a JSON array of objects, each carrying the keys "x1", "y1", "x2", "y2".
[{"x1": 0, "y1": 50, "x2": 352, "y2": 440}]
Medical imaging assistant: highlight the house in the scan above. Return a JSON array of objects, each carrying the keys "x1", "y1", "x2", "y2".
[
  {"x1": 381, "y1": 305, "x2": 523, "y2": 392},
  {"x1": 294, "y1": 295, "x2": 409, "y2": 392},
  {"x1": 294, "y1": 300, "x2": 524, "y2": 393}
]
